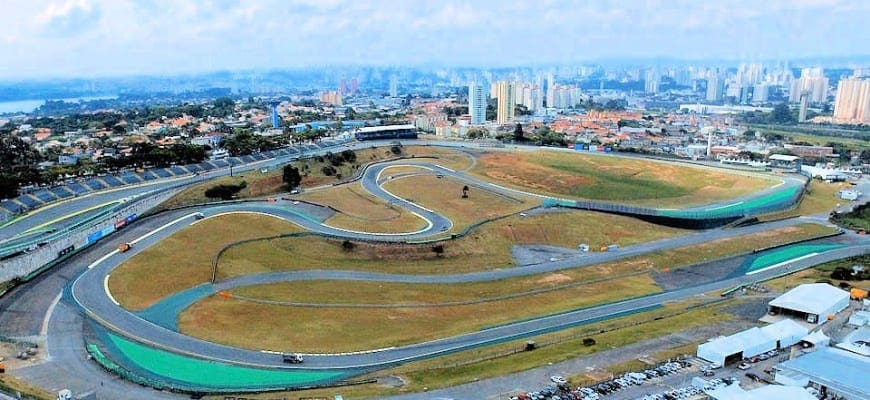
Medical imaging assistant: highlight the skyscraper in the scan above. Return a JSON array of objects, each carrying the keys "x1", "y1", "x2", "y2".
[
  {"x1": 790, "y1": 68, "x2": 828, "y2": 103},
  {"x1": 271, "y1": 102, "x2": 280, "y2": 129},
  {"x1": 468, "y1": 83, "x2": 486, "y2": 125},
  {"x1": 389, "y1": 75, "x2": 398, "y2": 97},
  {"x1": 494, "y1": 81, "x2": 515, "y2": 125},
  {"x1": 833, "y1": 77, "x2": 870, "y2": 124},
  {"x1": 645, "y1": 70, "x2": 660, "y2": 94},
  {"x1": 706, "y1": 76, "x2": 724, "y2": 102}
]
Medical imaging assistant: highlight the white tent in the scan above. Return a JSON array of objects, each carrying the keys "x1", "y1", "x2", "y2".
[
  {"x1": 760, "y1": 319, "x2": 808, "y2": 348},
  {"x1": 801, "y1": 330, "x2": 830, "y2": 347},
  {"x1": 697, "y1": 327, "x2": 777, "y2": 365},
  {"x1": 769, "y1": 283, "x2": 849, "y2": 324}
]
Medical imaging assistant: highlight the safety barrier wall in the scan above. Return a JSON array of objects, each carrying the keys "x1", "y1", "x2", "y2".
[
  {"x1": 542, "y1": 177, "x2": 808, "y2": 228},
  {"x1": 0, "y1": 189, "x2": 180, "y2": 284}
]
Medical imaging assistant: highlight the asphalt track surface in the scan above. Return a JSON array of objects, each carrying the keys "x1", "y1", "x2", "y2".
[
  {"x1": 69, "y1": 154, "x2": 863, "y2": 371},
  {"x1": 2, "y1": 140, "x2": 867, "y2": 397}
]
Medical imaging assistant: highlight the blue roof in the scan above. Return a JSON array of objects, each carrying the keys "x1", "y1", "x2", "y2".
[{"x1": 777, "y1": 347, "x2": 870, "y2": 397}]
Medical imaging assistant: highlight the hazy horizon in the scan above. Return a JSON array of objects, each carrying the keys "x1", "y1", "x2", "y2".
[{"x1": 1, "y1": 0, "x2": 869, "y2": 79}]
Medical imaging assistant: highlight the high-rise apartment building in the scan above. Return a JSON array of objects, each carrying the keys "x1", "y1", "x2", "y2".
[
  {"x1": 706, "y1": 76, "x2": 724, "y2": 101},
  {"x1": 389, "y1": 75, "x2": 398, "y2": 97},
  {"x1": 833, "y1": 78, "x2": 870, "y2": 124},
  {"x1": 468, "y1": 83, "x2": 486, "y2": 125},
  {"x1": 790, "y1": 68, "x2": 828, "y2": 103},
  {"x1": 493, "y1": 81, "x2": 515, "y2": 124},
  {"x1": 645, "y1": 70, "x2": 660, "y2": 93}
]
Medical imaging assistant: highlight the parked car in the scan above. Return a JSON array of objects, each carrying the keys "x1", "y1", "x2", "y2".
[
  {"x1": 550, "y1": 375, "x2": 567, "y2": 385},
  {"x1": 737, "y1": 362, "x2": 751, "y2": 370}
]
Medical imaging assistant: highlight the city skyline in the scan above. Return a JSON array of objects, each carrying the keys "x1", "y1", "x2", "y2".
[{"x1": 1, "y1": 0, "x2": 869, "y2": 79}]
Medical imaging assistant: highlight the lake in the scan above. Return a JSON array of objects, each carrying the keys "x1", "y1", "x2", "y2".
[{"x1": 0, "y1": 96, "x2": 118, "y2": 114}]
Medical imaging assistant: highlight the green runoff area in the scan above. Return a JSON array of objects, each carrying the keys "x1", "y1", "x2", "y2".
[
  {"x1": 745, "y1": 243, "x2": 845, "y2": 274},
  {"x1": 102, "y1": 333, "x2": 346, "y2": 390}
]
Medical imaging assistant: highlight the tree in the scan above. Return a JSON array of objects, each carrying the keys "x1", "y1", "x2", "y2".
[
  {"x1": 513, "y1": 123, "x2": 525, "y2": 142},
  {"x1": 743, "y1": 130, "x2": 757, "y2": 140},
  {"x1": 282, "y1": 165, "x2": 301, "y2": 189},
  {"x1": 466, "y1": 127, "x2": 487, "y2": 139},
  {"x1": 461, "y1": 185, "x2": 469, "y2": 198},
  {"x1": 770, "y1": 103, "x2": 795, "y2": 124},
  {"x1": 341, "y1": 240, "x2": 356, "y2": 252}
]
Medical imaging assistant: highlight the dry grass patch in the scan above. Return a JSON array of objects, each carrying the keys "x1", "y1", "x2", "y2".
[
  {"x1": 382, "y1": 174, "x2": 533, "y2": 231},
  {"x1": 297, "y1": 184, "x2": 426, "y2": 233},
  {"x1": 472, "y1": 150, "x2": 773, "y2": 206},
  {"x1": 237, "y1": 299, "x2": 734, "y2": 400},
  {"x1": 108, "y1": 214, "x2": 303, "y2": 310},
  {"x1": 216, "y1": 210, "x2": 686, "y2": 278},
  {"x1": 179, "y1": 274, "x2": 661, "y2": 352}
]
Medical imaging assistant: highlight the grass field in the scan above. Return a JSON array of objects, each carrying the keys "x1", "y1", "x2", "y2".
[
  {"x1": 158, "y1": 146, "x2": 473, "y2": 211},
  {"x1": 471, "y1": 150, "x2": 773, "y2": 205},
  {"x1": 108, "y1": 214, "x2": 303, "y2": 310},
  {"x1": 214, "y1": 299, "x2": 735, "y2": 400},
  {"x1": 758, "y1": 180, "x2": 844, "y2": 221},
  {"x1": 381, "y1": 174, "x2": 533, "y2": 231},
  {"x1": 179, "y1": 274, "x2": 661, "y2": 352},
  {"x1": 297, "y1": 183, "x2": 427, "y2": 233},
  {"x1": 215, "y1": 210, "x2": 686, "y2": 278}
]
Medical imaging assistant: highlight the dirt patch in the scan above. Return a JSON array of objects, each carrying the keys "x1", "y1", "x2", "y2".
[
  {"x1": 650, "y1": 255, "x2": 751, "y2": 291},
  {"x1": 537, "y1": 273, "x2": 574, "y2": 285}
]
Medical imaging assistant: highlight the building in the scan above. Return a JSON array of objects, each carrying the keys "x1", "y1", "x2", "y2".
[
  {"x1": 271, "y1": 102, "x2": 280, "y2": 128},
  {"x1": 833, "y1": 77, "x2": 870, "y2": 124},
  {"x1": 707, "y1": 383, "x2": 817, "y2": 400},
  {"x1": 697, "y1": 327, "x2": 777, "y2": 366},
  {"x1": 320, "y1": 91, "x2": 343, "y2": 106},
  {"x1": 836, "y1": 326, "x2": 870, "y2": 356},
  {"x1": 768, "y1": 283, "x2": 850, "y2": 325},
  {"x1": 783, "y1": 144, "x2": 834, "y2": 158},
  {"x1": 696, "y1": 319, "x2": 807, "y2": 366},
  {"x1": 775, "y1": 347, "x2": 870, "y2": 400},
  {"x1": 493, "y1": 81, "x2": 515, "y2": 124},
  {"x1": 645, "y1": 70, "x2": 660, "y2": 93},
  {"x1": 468, "y1": 84, "x2": 486, "y2": 125},
  {"x1": 752, "y1": 83, "x2": 769, "y2": 103},
  {"x1": 707, "y1": 76, "x2": 725, "y2": 101},
  {"x1": 354, "y1": 124, "x2": 418, "y2": 141},
  {"x1": 389, "y1": 75, "x2": 398, "y2": 98},
  {"x1": 789, "y1": 68, "x2": 828, "y2": 103}
]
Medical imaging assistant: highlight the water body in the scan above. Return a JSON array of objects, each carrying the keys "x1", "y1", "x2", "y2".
[{"x1": 0, "y1": 95, "x2": 117, "y2": 114}]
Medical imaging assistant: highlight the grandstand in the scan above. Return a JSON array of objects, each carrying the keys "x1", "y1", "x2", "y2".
[{"x1": 355, "y1": 124, "x2": 418, "y2": 141}]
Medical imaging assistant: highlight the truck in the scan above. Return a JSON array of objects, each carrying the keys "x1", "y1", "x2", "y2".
[
  {"x1": 282, "y1": 353, "x2": 304, "y2": 364},
  {"x1": 118, "y1": 243, "x2": 133, "y2": 253}
]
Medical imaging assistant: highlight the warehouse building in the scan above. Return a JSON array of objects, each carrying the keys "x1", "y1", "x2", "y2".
[
  {"x1": 697, "y1": 320, "x2": 809, "y2": 366},
  {"x1": 768, "y1": 283, "x2": 850, "y2": 325},
  {"x1": 707, "y1": 383, "x2": 817, "y2": 400},
  {"x1": 775, "y1": 347, "x2": 870, "y2": 400}
]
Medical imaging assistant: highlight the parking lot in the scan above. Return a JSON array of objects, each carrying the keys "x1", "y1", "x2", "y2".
[{"x1": 505, "y1": 348, "x2": 796, "y2": 400}]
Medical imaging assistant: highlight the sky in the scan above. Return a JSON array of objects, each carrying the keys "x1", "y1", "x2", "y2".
[{"x1": 0, "y1": 0, "x2": 868, "y2": 79}]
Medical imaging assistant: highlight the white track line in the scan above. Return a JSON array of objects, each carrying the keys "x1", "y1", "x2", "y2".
[
  {"x1": 104, "y1": 275, "x2": 120, "y2": 305},
  {"x1": 40, "y1": 291, "x2": 63, "y2": 336},
  {"x1": 88, "y1": 250, "x2": 118, "y2": 269},
  {"x1": 746, "y1": 253, "x2": 818, "y2": 276},
  {"x1": 130, "y1": 213, "x2": 198, "y2": 245}
]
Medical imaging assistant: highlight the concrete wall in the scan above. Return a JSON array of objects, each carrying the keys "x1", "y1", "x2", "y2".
[{"x1": 0, "y1": 189, "x2": 179, "y2": 284}]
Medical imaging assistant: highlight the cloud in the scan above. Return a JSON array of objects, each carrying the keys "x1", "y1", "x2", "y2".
[
  {"x1": 37, "y1": 0, "x2": 101, "y2": 36},
  {"x1": 0, "y1": 0, "x2": 866, "y2": 78}
]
